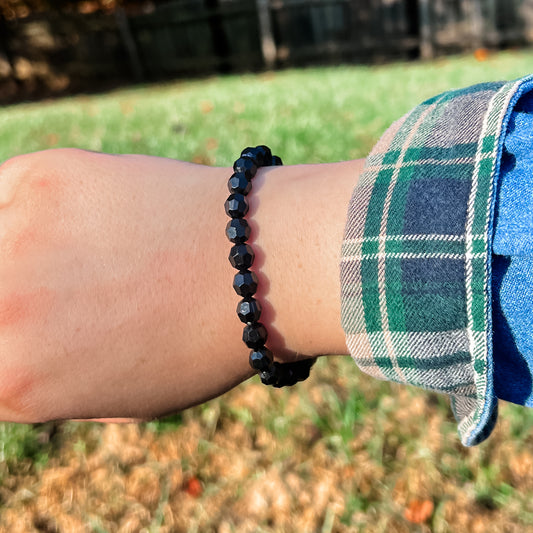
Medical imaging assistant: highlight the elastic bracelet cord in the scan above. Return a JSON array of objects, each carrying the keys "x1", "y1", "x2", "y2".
[{"x1": 224, "y1": 145, "x2": 315, "y2": 388}]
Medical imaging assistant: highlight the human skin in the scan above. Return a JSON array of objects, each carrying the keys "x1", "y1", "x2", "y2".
[{"x1": 0, "y1": 149, "x2": 364, "y2": 423}]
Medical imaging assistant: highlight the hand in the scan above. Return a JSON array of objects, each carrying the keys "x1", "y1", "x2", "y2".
[
  {"x1": 0, "y1": 149, "x2": 250, "y2": 422},
  {"x1": 0, "y1": 149, "x2": 358, "y2": 423}
]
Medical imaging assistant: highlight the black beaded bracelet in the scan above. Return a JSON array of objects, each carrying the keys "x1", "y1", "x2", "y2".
[{"x1": 224, "y1": 146, "x2": 315, "y2": 388}]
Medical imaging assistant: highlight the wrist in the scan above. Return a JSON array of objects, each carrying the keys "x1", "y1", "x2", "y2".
[{"x1": 245, "y1": 159, "x2": 364, "y2": 361}]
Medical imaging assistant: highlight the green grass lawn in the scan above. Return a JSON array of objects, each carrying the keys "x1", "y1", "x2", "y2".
[
  {"x1": 2, "y1": 48, "x2": 533, "y2": 166},
  {"x1": 1, "y1": 50, "x2": 533, "y2": 532}
]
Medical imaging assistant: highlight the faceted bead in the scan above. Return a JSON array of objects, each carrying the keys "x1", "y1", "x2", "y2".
[
  {"x1": 249, "y1": 346, "x2": 273, "y2": 372},
  {"x1": 240, "y1": 146, "x2": 257, "y2": 159},
  {"x1": 233, "y1": 157, "x2": 257, "y2": 179},
  {"x1": 233, "y1": 270, "x2": 258, "y2": 297},
  {"x1": 240, "y1": 145, "x2": 272, "y2": 167},
  {"x1": 272, "y1": 359, "x2": 316, "y2": 388},
  {"x1": 272, "y1": 362, "x2": 297, "y2": 387},
  {"x1": 224, "y1": 193, "x2": 248, "y2": 218},
  {"x1": 225, "y1": 218, "x2": 250, "y2": 243},
  {"x1": 228, "y1": 172, "x2": 252, "y2": 195},
  {"x1": 229, "y1": 243, "x2": 254, "y2": 270},
  {"x1": 260, "y1": 367, "x2": 278, "y2": 386},
  {"x1": 243, "y1": 322, "x2": 268, "y2": 349},
  {"x1": 255, "y1": 145, "x2": 273, "y2": 166},
  {"x1": 237, "y1": 297, "x2": 262, "y2": 323},
  {"x1": 271, "y1": 155, "x2": 283, "y2": 166}
]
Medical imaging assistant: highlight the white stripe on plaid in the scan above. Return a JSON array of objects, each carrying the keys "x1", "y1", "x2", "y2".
[
  {"x1": 364, "y1": 156, "x2": 477, "y2": 171},
  {"x1": 344, "y1": 234, "x2": 473, "y2": 243},
  {"x1": 344, "y1": 252, "x2": 485, "y2": 260},
  {"x1": 459, "y1": 80, "x2": 522, "y2": 445}
]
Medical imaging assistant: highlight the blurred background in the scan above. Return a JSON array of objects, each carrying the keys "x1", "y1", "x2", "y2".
[
  {"x1": 1, "y1": 0, "x2": 533, "y2": 103},
  {"x1": 2, "y1": 2, "x2": 533, "y2": 533}
]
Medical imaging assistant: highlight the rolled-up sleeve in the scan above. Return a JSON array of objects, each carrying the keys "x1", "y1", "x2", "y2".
[{"x1": 340, "y1": 74, "x2": 533, "y2": 446}]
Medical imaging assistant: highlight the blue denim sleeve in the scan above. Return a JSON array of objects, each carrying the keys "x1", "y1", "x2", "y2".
[{"x1": 492, "y1": 85, "x2": 533, "y2": 406}]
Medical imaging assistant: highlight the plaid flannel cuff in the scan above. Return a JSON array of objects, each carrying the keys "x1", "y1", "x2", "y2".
[{"x1": 340, "y1": 75, "x2": 533, "y2": 446}]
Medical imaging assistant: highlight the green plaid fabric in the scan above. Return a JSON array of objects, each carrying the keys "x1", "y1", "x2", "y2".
[{"x1": 340, "y1": 77, "x2": 527, "y2": 446}]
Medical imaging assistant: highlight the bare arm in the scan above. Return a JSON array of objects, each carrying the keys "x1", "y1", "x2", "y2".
[{"x1": 0, "y1": 149, "x2": 363, "y2": 422}]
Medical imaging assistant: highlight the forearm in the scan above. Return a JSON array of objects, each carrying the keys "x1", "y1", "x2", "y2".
[
  {"x1": 0, "y1": 150, "x2": 362, "y2": 422},
  {"x1": 248, "y1": 160, "x2": 362, "y2": 359}
]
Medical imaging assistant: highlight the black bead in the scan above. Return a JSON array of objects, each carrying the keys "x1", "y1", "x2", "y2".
[
  {"x1": 224, "y1": 193, "x2": 248, "y2": 218},
  {"x1": 229, "y1": 243, "x2": 254, "y2": 270},
  {"x1": 233, "y1": 157, "x2": 257, "y2": 179},
  {"x1": 233, "y1": 270, "x2": 258, "y2": 297},
  {"x1": 243, "y1": 322, "x2": 268, "y2": 349},
  {"x1": 228, "y1": 172, "x2": 252, "y2": 195},
  {"x1": 272, "y1": 362, "x2": 297, "y2": 387},
  {"x1": 272, "y1": 359, "x2": 316, "y2": 388},
  {"x1": 249, "y1": 347, "x2": 273, "y2": 371},
  {"x1": 240, "y1": 145, "x2": 272, "y2": 167},
  {"x1": 226, "y1": 218, "x2": 250, "y2": 243},
  {"x1": 255, "y1": 146, "x2": 273, "y2": 166},
  {"x1": 240, "y1": 146, "x2": 257, "y2": 159},
  {"x1": 225, "y1": 146, "x2": 293, "y2": 388},
  {"x1": 260, "y1": 367, "x2": 278, "y2": 386},
  {"x1": 237, "y1": 297, "x2": 262, "y2": 323}
]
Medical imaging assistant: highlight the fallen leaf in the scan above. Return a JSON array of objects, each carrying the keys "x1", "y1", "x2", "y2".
[
  {"x1": 200, "y1": 101, "x2": 214, "y2": 114},
  {"x1": 46, "y1": 133, "x2": 59, "y2": 146},
  {"x1": 120, "y1": 101, "x2": 134, "y2": 115},
  {"x1": 474, "y1": 48, "x2": 490, "y2": 61},
  {"x1": 206, "y1": 138, "x2": 218, "y2": 150},
  {"x1": 404, "y1": 499, "x2": 434, "y2": 524},
  {"x1": 184, "y1": 476, "x2": 202, "y2": 498},
  {"x1": 192, "y1": 153, "x2": 212, "y2": 165}
]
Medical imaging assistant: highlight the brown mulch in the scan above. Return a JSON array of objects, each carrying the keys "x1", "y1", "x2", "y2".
[{"x1": 0, "y1": 358, "x2": 533, "y2": 532}]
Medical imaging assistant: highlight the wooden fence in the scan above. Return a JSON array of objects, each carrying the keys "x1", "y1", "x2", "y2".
[{"x1": 0, "y1": 0, "x2": 532, "y2": 103}]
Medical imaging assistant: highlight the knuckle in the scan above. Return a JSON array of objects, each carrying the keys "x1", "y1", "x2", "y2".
[
  {"x1": 0, "y1": 150, "x2": 77, "y2": 259},
  {"x1": 0, "y1": 153, "x2": 32, "y2": 208},
  {"x1": 0, "y1": 148, "x2": 83, "y2": 203},
  {"x1": 0, "y1": 151, "x2": 53, "y2": 208}
]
